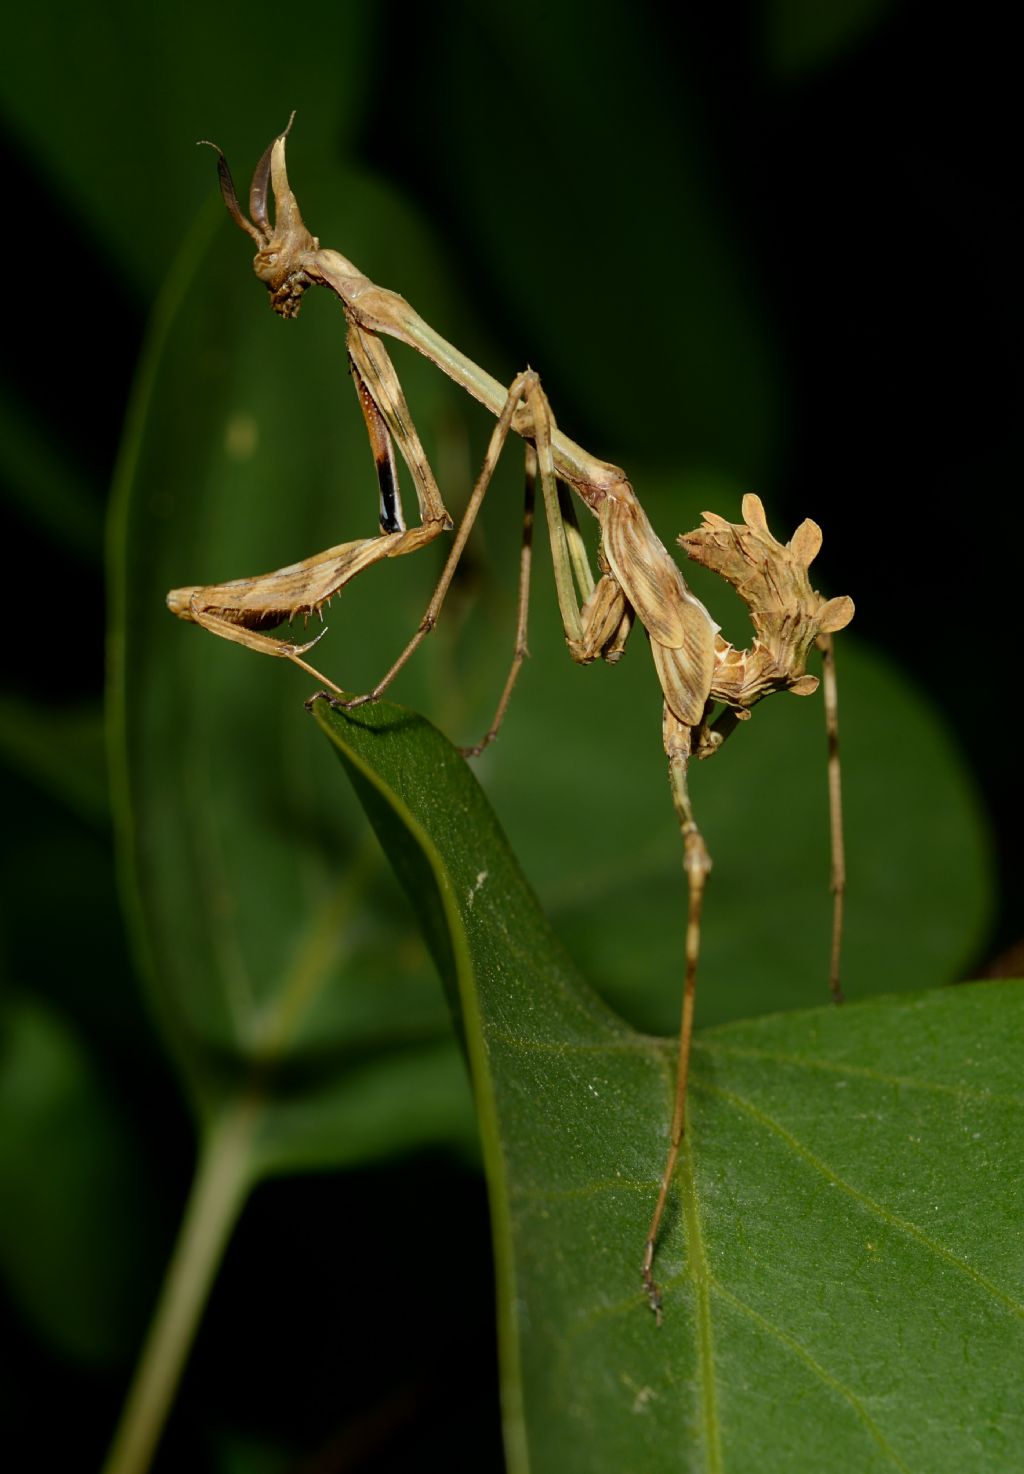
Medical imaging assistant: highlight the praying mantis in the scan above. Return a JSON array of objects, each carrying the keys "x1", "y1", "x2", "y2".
[{"x1": 167, "y1": 117, "x2": 855, "y2": 1320}]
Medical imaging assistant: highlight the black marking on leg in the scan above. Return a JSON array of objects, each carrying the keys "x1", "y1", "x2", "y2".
[{"x1": 377, "y1": 454, "x2": 405, "y2": 534}]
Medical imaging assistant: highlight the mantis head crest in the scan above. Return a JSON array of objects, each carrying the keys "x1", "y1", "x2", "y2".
[{"x1": 200, "y1": 112, "x2": 319, "y2": 318}]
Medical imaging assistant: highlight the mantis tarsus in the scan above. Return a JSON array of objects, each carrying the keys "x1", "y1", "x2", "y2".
[{"x1": 167, "y1": 116, "x2": 855, "y2": 1321}]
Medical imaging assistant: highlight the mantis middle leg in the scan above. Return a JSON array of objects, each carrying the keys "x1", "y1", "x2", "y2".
[{"x1": 338, "y1": 373, "x2": 635, "y2": 747}]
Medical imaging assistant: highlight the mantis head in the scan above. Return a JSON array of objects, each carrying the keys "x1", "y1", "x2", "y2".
[{"x1": 201, "y1": 113, "x2": 319, "y2": 318}]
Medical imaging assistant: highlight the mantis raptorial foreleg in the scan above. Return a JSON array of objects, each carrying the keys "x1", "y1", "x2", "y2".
[
  {"x1": 166, "y1": 318, "x2": 454, "y2": 694},
  {"x1": 346, "y1": 322, "x2": 452, "y2": 531},
  {"x1": 170, "y1": 119, "x2": 856, "y2": 1322}
]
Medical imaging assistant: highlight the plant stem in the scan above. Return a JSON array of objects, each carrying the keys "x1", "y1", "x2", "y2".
[{"x1": 101, "y1": 1102, "x2": 257, "y2": 1474}]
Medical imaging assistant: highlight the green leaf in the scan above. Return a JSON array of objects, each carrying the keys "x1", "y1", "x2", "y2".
[{"x1": 315, "y1": 696, "x2": 1024, "y2": 1474}]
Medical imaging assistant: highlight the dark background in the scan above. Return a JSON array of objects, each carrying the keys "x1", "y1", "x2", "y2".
[{"x1": 0, "y1": 2, "x2": 1019, "y2": 1469}]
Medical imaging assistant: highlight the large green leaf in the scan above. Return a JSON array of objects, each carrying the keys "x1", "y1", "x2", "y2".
[{"x1": 315, "y1": 695, "x2": 1023, "y2": 1474}]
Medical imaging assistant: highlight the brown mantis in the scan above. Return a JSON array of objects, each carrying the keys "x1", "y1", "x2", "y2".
[{"x1": 167, "y1": 117, "x2": 855, "y2": 1320}]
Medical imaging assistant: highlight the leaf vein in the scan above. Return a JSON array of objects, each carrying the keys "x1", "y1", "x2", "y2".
[
  {"x1": 701, "y1": 1043, "x2": 1022, "y2": 1104},
  {"x1": 706, "y1": 1083, "x2": 1024, "y2": 1320},
  {"x1": 679, "y1": 1104, "x2": 723, "y2": 1471},
  {"x1": 710, "y1": 1280, "x2": 916, "y2": 1473}
]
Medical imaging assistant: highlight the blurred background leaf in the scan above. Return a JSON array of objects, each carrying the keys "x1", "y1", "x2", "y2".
[
  {"x1": 0, "y1": 990, "x2": 162, "y2": 1363},
  {"x1": 1, "y1": 0, "x2": 1019, "y2": 1468},
  {"x1": 109, "y1": 191, "x2": 477, "y2": 1167}
]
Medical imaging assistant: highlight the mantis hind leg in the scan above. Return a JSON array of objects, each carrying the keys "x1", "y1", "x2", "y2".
[
  {"x1": 817, "y1": 631, "x2": 846, "y2": 1004},
  {"x1": 641, "y1": 707, "x2": 713, "y2": 1322}
]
